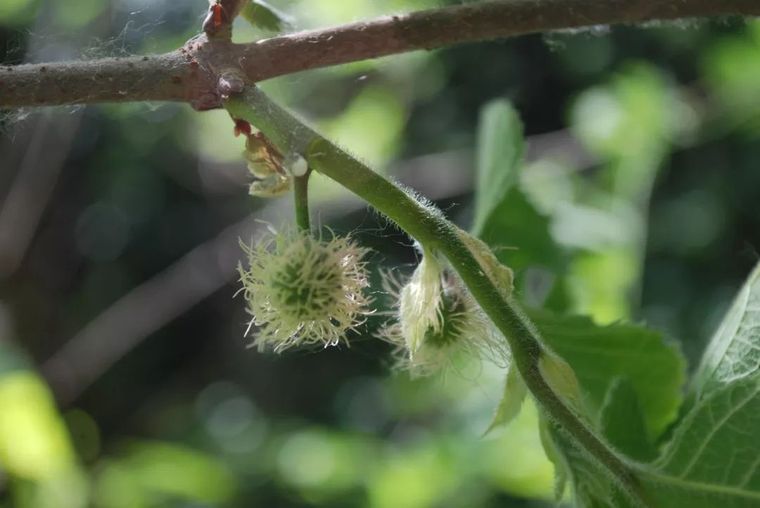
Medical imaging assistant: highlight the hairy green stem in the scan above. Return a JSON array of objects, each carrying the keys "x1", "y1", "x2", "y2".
[
  {"x1": 224, "y1": 86, "x2": 650, "y2": 506},
  {"x1": 293, "y1": 172, "x2": 311, "y2": 232}
]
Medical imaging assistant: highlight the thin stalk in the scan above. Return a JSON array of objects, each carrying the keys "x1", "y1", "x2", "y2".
[
  {"x1": 224, "y1": 86, "x2": 650, "y2": 506},
  {"x1": 293, "y1": 171, "x2": 311, "y2": 232}
]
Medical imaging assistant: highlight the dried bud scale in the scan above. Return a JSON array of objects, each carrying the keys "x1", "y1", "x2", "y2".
[{"x1": 243, "y1": 131, "x2": 291, "y2": 197}]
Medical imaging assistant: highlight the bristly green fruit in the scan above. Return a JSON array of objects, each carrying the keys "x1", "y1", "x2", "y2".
[
  {"x1": 238, "y1": 228, "x2": 372, "y2": 352},
  {"x1": 378, "y1": 248, "x2": 509, "y2": 376}
]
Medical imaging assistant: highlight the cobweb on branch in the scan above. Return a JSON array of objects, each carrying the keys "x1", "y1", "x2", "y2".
[{"x1": 0, "y1": 1, "x2": 196, "y2": 133}]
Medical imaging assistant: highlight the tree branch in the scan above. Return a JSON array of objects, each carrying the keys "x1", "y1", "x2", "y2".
[
  {"x1": 1, "y1": 0, "x2": 758, "y2": 109},
  {"x1": 0, "y1": 53, "x2": 187, "y2": 106}
]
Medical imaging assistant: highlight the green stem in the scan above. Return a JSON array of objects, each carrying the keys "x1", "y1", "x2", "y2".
[
  {"x1": 293, "y1": 171, "x2": 311, "y2": 232},
  {"x1": 224, "y1": 86, "x2": 650, "y2": 506}
]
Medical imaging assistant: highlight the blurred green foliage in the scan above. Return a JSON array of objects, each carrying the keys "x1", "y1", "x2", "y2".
[
  {"x1": 0, "y1": 344, "x2": 88, "y2": 508},
  {"x1": 1, "y1": 1, "x2": 760, "y2": 507}
]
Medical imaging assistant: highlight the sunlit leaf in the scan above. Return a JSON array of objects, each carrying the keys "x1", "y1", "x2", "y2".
[
  {"x1": 472, "y1": 100, "x2": 523, "y2": 236},
  {"x1": 692, "y1": 262, "x2": 760, "y2": 399},
  {"x1": 472, "y1": 100, "x2": 565, "y2": 274},
  {"x1": 0, "y1": 344, "x2": 88, "y2": 508},
  {"x1": 632, "y1": 263, "x2": 760, "y2": 506},
  {"x1": 0, "y1": 372, "x2": 74, "y2": 479},
  {"x1": 640, "y1": 377, "x2": 760, "y2": 507}
]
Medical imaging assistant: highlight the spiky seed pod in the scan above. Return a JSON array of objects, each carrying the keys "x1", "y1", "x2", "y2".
[
  {"x1": 238, "y1": 229, "x2": 372, "y2": 352},
  {"x1": 379, "y1": 249, "x2": 510, "y2": 376}
]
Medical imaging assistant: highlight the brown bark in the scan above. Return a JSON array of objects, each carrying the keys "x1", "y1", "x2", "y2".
[{"x1": 1, "y1": 0, "x2": 758, "y2": 110}]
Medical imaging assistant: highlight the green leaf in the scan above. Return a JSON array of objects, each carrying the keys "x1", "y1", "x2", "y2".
[
  {"x1": 600, "y1": 378, "x2": 657, "y2": 462},
  {"x1": 95, "y1": 440, "x2": 237, "y2": 507},
  {"x1": 633, "y1": 264, "x2": 760, "y2": 507},
  {"x1": 484, "y1": 364, "x2": 527, "y2": 434},
  {"x1": 472, "y1": 100, "x2": 525, "y2": 235},
  {"x1": 480, "y1": 189, "x2": 566, "y2": 273},
  {"x1": 240, "y1": 0, "x2": 292, "y2": 34},
  {"x1": 692, "y1": 262, "x2": 760, "y2": 399},
  {"x1": 0, "y1": 0, "x2": 36, "y2": 24},
  {"x1": 542, "y1": 419, "x2": 633, "y2": 508},
  {"x1": 538, "y1": 350, "x2": 584, "y2": 413},
  {"x1": 640, "y1": 376, "x2": 760, "y2": 507},
  {"x1": 558, "y1": 264, "x2": 760, "y2": 506},
  {"x1": 0, "y1": 348, "x2": 89, "y2": 508},
  {"x1": 531, "y1": 310, "x2": 686, "y2": 439},
  {"x1": 531, "y1": 322, "x2": 676, "y2": 507},
  {"x1": 472, "y1": 100, "x2": 524, "y2": 237},
  {"x1": 471, "y1": 101, "x2": 565, "y2": 275},
  {"x1": 537, "y1": 416, "x2": 569, "y2": 501}
]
